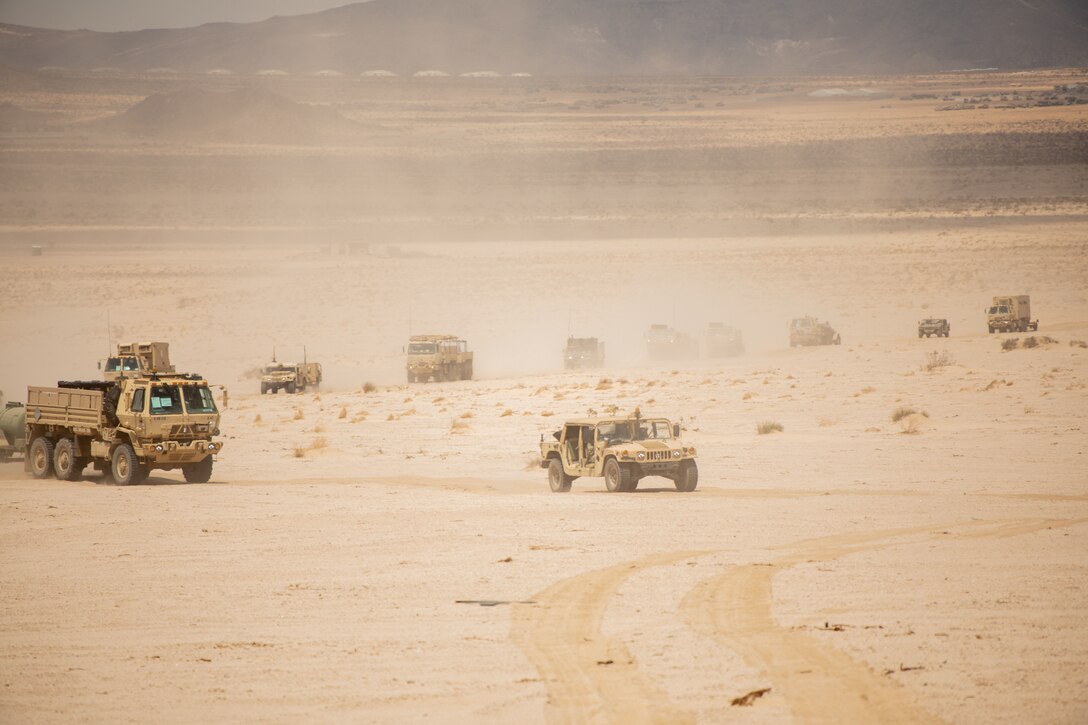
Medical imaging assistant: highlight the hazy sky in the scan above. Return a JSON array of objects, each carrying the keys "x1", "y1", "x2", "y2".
[{"x1": 0, "y1": 0, "x2": 360, "y2": 31}]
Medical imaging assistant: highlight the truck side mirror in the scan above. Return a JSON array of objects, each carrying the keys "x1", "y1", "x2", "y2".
[{"x1": 673, "y1": 424, "x2": 681, "y2": 437}]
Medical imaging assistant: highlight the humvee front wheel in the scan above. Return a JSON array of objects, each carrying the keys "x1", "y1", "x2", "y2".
[
  {"x1": 29, "y1": 437, "x2": 55, "y2": 479},
  {"x1": 604, "y1": 459, "x2": 632, "y2": 492},
  {"x1": 53, "y1": 438, "x2": 82, "y2": 481},
  {"x1": 674, "y1": 460, "x2": 699, "y2": 492},
  {"x1": 287, "y1": 382, "x2": 297, "y2": 394},
  {"x1": 183, "y1": 456, "x2": 214, "y2": 483},
  {"x1": 547, "y1": 458, "x2": 571, "y2": 493}
]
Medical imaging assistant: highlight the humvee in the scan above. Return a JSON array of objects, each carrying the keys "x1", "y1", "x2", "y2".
[
  {"x1": 789, "y1": 316, "x2": 841, "y2": 347},
  {"x1": 705, "y1": 323, "x2": 744, "y2": 358},
  {"x1": 539, "y1": 410, "x2": 698, "y2": 493},
  {"x1": 260, "y1": 361, "x2": 322, "y2": 394},
  {"x1": 645, "y1": 324, "x2": 698, "y2": 361},
  {"x1": 917, "y1": 318, "x2": 950, "y2": 338},
  {"x1": 406, "y1": 335, "x2": 473, "y2": 383},
  {"x1": 564, "y1": 336, "x2": 605, "y2": 369}
]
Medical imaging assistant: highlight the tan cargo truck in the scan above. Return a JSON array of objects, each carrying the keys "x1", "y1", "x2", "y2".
[
  {"x1": 101, "y1": 341, "x2": 175, "y2": 381},
  {"x1": 987, "y1": 295, "x2": 1038, "y2": 333},
  {"x1": 539, "y1": 410, "x2": 698, "y2": 493},
  {"x1": 563, "y1": 336, "x2": 605, "y2": 369},
  {"x1": 406, "y1": 335, "x2": 473, "y2": 383},
  {"x1": 789, "y1": 316, "x2": 841, "y2": 347},
  {"x1": 25, "y1": 374, "x2": 222, "y2": 484}
]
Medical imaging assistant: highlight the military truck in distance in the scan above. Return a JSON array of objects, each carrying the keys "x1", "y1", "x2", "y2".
[
  {"x1": 987, "y1": 295, "x2": 1038, "y2": 333},
  {"x1": 260, "y1": 361, "x2": 322, "y2": 394},
  {"x1": 406, "y1": 335, "x2": 473, "y2": 383},
  {"x1": 789, "y1": 316, "x2": 841, "y2": 347},
  {"x1": 564, "y1": 336, "x2": 605, "y2": 369},
  {"x1": 645, "y1": 324, "x2": 698, "y2": 361},
  {"x1": 705, "y1": 323, "x2": 744, "y2": 357},
  {"x1": 102, "y1": 341, "x2": 175, "y2": 381},
  {"x1": 918, "y1": 318, "x2": 950, "y2": 338},
  {"x1": 25, "y1": 374, "x2": 222, "y2": 484},
  {"x1": 540, "y1": 410, "x2": 698, "y2": 493}
]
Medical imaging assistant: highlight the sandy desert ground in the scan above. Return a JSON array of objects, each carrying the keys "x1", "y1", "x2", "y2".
[{"x1": 1, "y1": 69, "x2": 1087, "y2": 723}]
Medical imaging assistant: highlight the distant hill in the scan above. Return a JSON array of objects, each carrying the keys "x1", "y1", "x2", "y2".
[{"x1": 1, "y1": 0, "x2": 1086, "y2": 76}]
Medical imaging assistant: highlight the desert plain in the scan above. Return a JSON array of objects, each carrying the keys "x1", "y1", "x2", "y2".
[{"x1": 0, "y1": 67, "x2": 1087, "y2": 723}]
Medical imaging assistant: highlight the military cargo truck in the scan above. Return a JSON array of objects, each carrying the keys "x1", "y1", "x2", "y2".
[
  {"x1": 260, "y1": 361, "x2": 322, "y2": 394},
  {"x1": 102, "y1": 341, "x2": 175, "y2": 381},
  {"x1": 540, "y1": 410, "x2": 698, "y2": 493},
  {"x1": 0, "y1": 401, "x2": 25, "y2": 461},
  {"x1": 406, "y1": 335, "x2": 473, "y2": 383},
  {"x1": 25, "y1": 374, "x2": 222, "y2": 484},
  {"x1": 918, "y1": 318, "x2": 950, "y2": 338},
  {"x1": 987, "y1": 295, "x2": 1038, "y2": 333},
  {"x1": 705, "y1": 323, "x2": 744, "y2": 357},
  {"x1": 789, "y1": 316, "x2": 841, "y2": 347},
  {"x1": 645, "y1": 324, "x2": 698, "y2": 361},
  {"x1": 564, "y1": 336, "x2": 605, "y2": 369}
]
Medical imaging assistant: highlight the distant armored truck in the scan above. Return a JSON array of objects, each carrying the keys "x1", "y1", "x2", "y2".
[
  {"x1": 789, "y1": 317, "x2": 841, "y2": 347},
  {"x1": 25, "y1": 374, "x2": 222, "y2": 484},
  {"x1": 645, "y1": 324, "x2": 698, "y2": 361},
  {"x1": 987, "y1": 295, "x2": 1038, "y2": 333},
  {"x1": 406, "y1": 335, "x2": 473, "y2": 383},
  {"x1": 260, "y1": 361, "x2": 322, "y2": 394},
  {"x1": 540, "y1": 410, "x2": 698, "y2": 493},
  {"x1": 705, "y1": 323, "x2": 744, "y2": 357},
  {"x1": 918, "y1": 318, "x2": 950, "y2": 338},
  {"x1": 564, "y1": 336, "x2": 605, "y2": 369}
]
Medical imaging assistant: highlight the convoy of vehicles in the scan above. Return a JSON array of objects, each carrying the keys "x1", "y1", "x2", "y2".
[
  {"x1": 987, "y1": 295, "x2": 1038, "y2": 333},
  {"x1": 260, "y1": 360, "x2": 323, "y2": 394},
  {"x1": 406, "y1": 335, "x2": 473, "y2": 383},
  {"x1": 563, "y1": 336, "x2": 605, "y2": 369},
  {"x1": 917, "y1": 318, "x2": 950, "y2": 338},
  {"x1": 539, "y1": 410, "x2": 698, "y2": 492},
  {"x1": 789, "y1": 316, "x2": 841, "y2": 347}
]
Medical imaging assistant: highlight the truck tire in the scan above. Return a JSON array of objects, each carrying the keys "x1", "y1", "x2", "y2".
[
  {"x1": 260, "y1": 383, "x2": 267, "y2": 394},
  {"x1": 112, "y1": 443, "x2": 144, "y2": 486},
  {"x1": 53, "y1": 438, "x2": 82, "y2": 481},
  {"x1": 674, "y1": 460, "x2": 699, "y2": 492},
  {"x1": 183, "y1": 456, "x2": 214, "y2": 483},
  {"x1": 287, "y1": 382, "x2": 297, "y2": 394},
  {"x1": 548, "y1": 458, "x2": 572, "y2": 493},
  {"x1": 604, "y1": 459, "x2": 632, "y2": 493},
  {"x1": 918, "y1": 331, "x2": 923, "y2": 338},
  {"x1": 29, "y1": 436, "x2": 55, "y2": 479}
]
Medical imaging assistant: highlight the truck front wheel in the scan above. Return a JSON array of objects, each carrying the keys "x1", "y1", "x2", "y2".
[
  {"x1": 112, "y1": 443, "x2": 146, "y2": 485},
  {"x1": 29, "y1": 437, "x2": 55, "y2": 479},
  {"x1": 674, "y1": 460, "x2": 699, "y2": 492},
  {"x1": 53, "y1": 438, "x2": 82, "y2": 481},
  {"x1": 604, "y1": 459, "x2": 632, "y2": 492},
  {"x1": 548, "y1": 458, "x2": 572, "y2": 493},
  {"x1": 183, "y1": 456, "x2": 214, "y2": 483}
]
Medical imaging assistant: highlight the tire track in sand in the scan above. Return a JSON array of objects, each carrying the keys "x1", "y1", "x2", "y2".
[
  {"x1": 511, "y1": 551, "x2": 708, "y2": 725},
  {"x1": 682, "y1": 518, "x2": 1087, "y2": 724}
]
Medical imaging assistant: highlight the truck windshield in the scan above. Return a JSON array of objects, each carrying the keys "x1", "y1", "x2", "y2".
[
  {"x1": 149, "y1": 384, "x2": 183, "y2": 415},
  {"x1": 264, "y1": 365, "x2": 292, "y2": 373},
  {"x1": 989, "y1": 306, "x2": 1009, "y2": 314},
  {"x1": 105, "y1": 357, "x2": 140, "y2": 372},
  {"x1": 182, "y1": 385, "x2": 217, "y2": 414},
  {"x1": 408, "y1": 343, "x2": 436, "y2": 354},
  {"x1": 635, "y1": 420, "x2": 674, "y2": 440}
]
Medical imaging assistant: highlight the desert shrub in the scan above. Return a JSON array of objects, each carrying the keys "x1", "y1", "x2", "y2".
[
  {"x1": 450, "y1": 418, "x2": 470, "y2": 433},
  {"x1": 921, "y1": 350, "x2": 955, "y2": 371},
  {"x1": 362, "y1": 382, "x2": 377, "y2": 393},
  {"x1": 900, "y1": 416, "x2": 923, "y2": 435},
  {"x1": 293, "y1": 407, "x2": 305, "y2": 420},
  {"x1": 338, "y1": 406, "x2": 347, "y2": 419},
  {"x1": 310, "y1": 436, "x2": 327, "y2": 450},
  {"x1": 1070, "y1": 340, "x2": 1088, "y2": 349},
  {"x1": 756, "y1": 421, "x2": 783, "y2": 435},
  {"x1": 292, "y1": 446, "x2": 306, "y2": 458},
  {"x1": 254, "y1": 414, "x2": 262, "y2": 424},
  {"x1": 1001, "y1": 338, "x2": 1020, "y2": 351},
  {"x1": 460, "y1": 411, "x2": 474, "y2": 419},
  {"x1": 1022, "y1": 336, "x2": 1038, "y2": 349},
  {"x1": 891, "y1": 406, "x2": 916, "y2": 423},
  {"x1": 500, "y1": 408, "x2": 514, "y2": 417},
  {"x1": 313, "y1": 423, "x2": 325, "y2": 433},
  {"x1": 596, "y1": 378, "x2": 613, "y2": 390}
]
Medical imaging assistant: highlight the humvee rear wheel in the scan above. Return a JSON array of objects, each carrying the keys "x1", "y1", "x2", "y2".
[
  {"x1": 674, "y1": 460, "x2": 699, "y2": 492},
  {"x1": 53, "y1": 438, "x2": 82, "y2": 481},
  {"x1": 604, "y1": 459, "x2": 632, "y2": 493},
  {"x1": 548, "y1": 458, "x2": 572, "y2": 493},
  {"x1": 112, "y1": 443, "x2": 144, "y2": 485},
  {"x1": 29, "y1": 437, "x2": 55, "y2": 479},
  {"x1": 183, "y1": 456, "x2": 214, "y2": 483}
]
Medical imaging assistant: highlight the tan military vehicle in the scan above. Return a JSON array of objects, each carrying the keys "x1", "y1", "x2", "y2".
[
  {"x1": 645, "y1": 324, "x2": 698, "y2": 361},
  {"x1": 705, "y1": 322, "x2": 745, "y2": 357},
  {"x1": 101, "y1": 341, "x2": 175, "y2": 381},
  {"x1": 987, "y1": 295, "x2": 1038, "y2": 333},
  {"x1": 789, "y1": 316, "x2": 841, "y2": 347},
  {"x1": 563, "y1": 336, "x2": 605, "y2": 369},
  {"x1": 917, "y1": 318, "x2": 950, "y2": 338},
  {"x1": 260, "y1": 360, "x2": 322, "y2": 394},
  {"x1": 25, "y1": 373, "x2": 222, "y2": 484},
  {"x1": 406, "y1": 335, "x2": 473, "y2": 383},
  {"x1": 539, "y1": 410, "x2": 698, "y2": 493},
  {"x1": 0, "y1": 399, "x2": 26, "y2": 461}
]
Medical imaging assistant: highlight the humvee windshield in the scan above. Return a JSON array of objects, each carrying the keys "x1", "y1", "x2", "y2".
[
  {"x1": 182, "y1": 385, "x2": 217, "y2": 414},
  {"x1": 597, "y1": 419, "x2": 674, "y2": 443},
  {"x1": 264, "y1": 364, "x2": 293, "y2": 374},
  {"x1": 105, "y1": 357, "x2": 140, "y2": 372},
  {"x1": 989, "y1": 306, "x2": 1009, "y2": 314},
  {"x1": 149, "y1": 384, "x2": 183, "y2": 415},
  {"x1": 408, "y1": 342, "x2": 436, "y2": 354},
  {"x1": 791, "y1": 318, "x2": 813, "y2": 329}
]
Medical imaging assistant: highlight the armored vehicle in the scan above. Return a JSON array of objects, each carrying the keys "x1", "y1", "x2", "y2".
[
  {"x1": 564, "y1": 336, "x2": 605, "y2": 369},
  {"x1": 645, "y1": 324, "x2": 698, "y2": 361},
  {"x1": 25, "y1": 373, "x2": 222, "y2": 484},
  {"x1": 406, "y1": 335, "x2": 473, "y2": 383},
  {"x1": 260, "y1": 361, "x2": 322, "y2": 394},
  {"x1": 918, "y1": 318, "x2": 950, "y2": 338},
  {"x1": 102, "y1": 341, "x2": 175, "y2": 381},
  {"x1": 789, "y1": 316, "x2": 841, "y2": 347},
  {"x1": 705, "y1": 323, "x2": 744, "y2": 358},
  {"x1": 987, "y1": 295, "x2": 1038, "y2": 333},
  {"x1": 539, "y1": 410, "x2": 698, "y2": 493},
  {"x1": 0, "y1": 401, "x2": 26, "y2": 461}
]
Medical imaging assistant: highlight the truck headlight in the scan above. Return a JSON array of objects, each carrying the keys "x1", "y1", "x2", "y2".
[
  {"x1": 207, "y1": 443, "x2": 217, "y2": 451},
  {"x1": 155, "y1": 444, "x2": 164, "y2": 452},
  {"x1": 637, "y1": 451, "x2": 645, "y2": 460},
  {"x1": 673, "y1": 450, "x2": 681, "y2": 458}
]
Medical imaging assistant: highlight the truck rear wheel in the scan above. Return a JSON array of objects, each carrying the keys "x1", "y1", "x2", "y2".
[
  {"x1": 29, "y1": 437, "x2": 55, "y2": 479},
  {"x1": 674, "y1": 460, "x2": 699, "y2": 492},
  {"x1": 53, "y1": 438, "x2": 82, "y2": 481},
  {"x1": 112, "y1": 443, "x2": 145, "y2": 485},
  {"x1": 604, "y1": 459, "x2": 632, "y2": 492},
  {"x1": 183, "y1": 456, "x2": 214, "y2": 483},
  {"x1": 548, "y1": 458, "x2": 571, "y2": 493}
]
